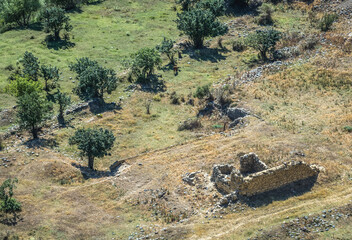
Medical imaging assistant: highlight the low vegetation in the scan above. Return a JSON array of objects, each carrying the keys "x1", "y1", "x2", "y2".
[{"x1": 0, "y1": 0, "x2": 351, "y2": 239}]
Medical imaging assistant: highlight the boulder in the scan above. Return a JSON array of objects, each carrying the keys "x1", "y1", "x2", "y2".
[{"x1": 227, "y1": 108, "x2": 249, "y2": 121}]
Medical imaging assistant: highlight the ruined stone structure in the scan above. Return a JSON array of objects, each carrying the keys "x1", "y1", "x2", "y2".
[{"x1": 212, "y1": 153, "x2": 321, "y2": 197}]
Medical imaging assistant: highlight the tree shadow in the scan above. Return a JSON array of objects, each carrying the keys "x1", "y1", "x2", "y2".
[
  {"x1": 66, "y1": 6, "x2": 83, "y2": 14},
  {"x1": 72, "y1": 162, "x2": 114, "y2": 179},
  {"x1": 88, "y1": 99, "x2": 122, "y2": 115},
  {"x1": 224, "y1": 4, "x2": 258, "y2": 17},
  {"x1": 239, "y1": 175, "x2": 318, "y2": 208},
  {"x1": 23, "y1": 137, "x2": 58, "y2": 149},
  {"x1": 136, "y1": 75, "x2": 167, "y2": 93},
  {"x1": 27, "y1": 22, "x2": 43, "y2": 31},
  {"x1": 184, "y1": 47, "x2": 227, "y2": 63},
  {"x1": 0, "y1": 213, "x2": 23, "y2": 226},
  {"x1": 45, "y1": 39, "x2": 76, "y2": 50},
  {"x1": 57, "y1": 115, "x2": 75, "y2": 128}
]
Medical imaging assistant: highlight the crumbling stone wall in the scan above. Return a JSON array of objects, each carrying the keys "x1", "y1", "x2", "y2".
[
  {"x1": 237, "y1": 161, "x2": 320, "y2": 196},
  {"x1": 212, "y1": 156, "x2": 320, "y2": 197},
  {"x1": 240, "y1": 153, "x2": 267, "y2": 174}
]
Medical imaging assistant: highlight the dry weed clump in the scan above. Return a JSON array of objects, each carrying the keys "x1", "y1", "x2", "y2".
[{"x1": 178, "y1": 118, "x2": 202, "y2": 131}]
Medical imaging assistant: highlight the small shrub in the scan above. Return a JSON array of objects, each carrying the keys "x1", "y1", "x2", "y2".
[
  {"x1": 178, "y1": 118, "x2": 202, "y2": 131},
  {"x1": 298, "y1": 35, "x2": 318, "y2": 51},
  {"x1": 214, "y1": 87, "x2": 231, "y2": 106},
  {"x1": 246, "y1": 28, "x2": 282, "y2": 61},
  {"x1": 169, "y1": 91, "x2": 180, "y2": 105},
  {"x1": 4, "y1": 64, "x2": 14, "y2": 71},
  {"x1": 212, "y1": 124, "x2": 223, "y2": 129},
  {"x1": 153, "y1": 94, "x2": 162, "y2": 102},
  {"x1": 232, "y1": 39, "x2": 246, "y2": 52},
  {"x1": 343, "y1": 126, "x2": 352, "y2": 133},
  {"x1": 318, "y1": 13, "x2": 338, "y2": 32},
  {"x1": 194, "y1": 84, "x2": 211, "y2": 99},
  {"x1": 256, "y1": 3, "x2": 273, "y2": 26}
]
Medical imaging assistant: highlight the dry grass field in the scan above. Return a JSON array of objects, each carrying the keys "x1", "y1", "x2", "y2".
[{"x1": 0, "y1": 0, "x2": 352, "y2": 239}]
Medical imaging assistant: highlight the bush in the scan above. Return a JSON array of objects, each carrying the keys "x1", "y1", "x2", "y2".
[
  {"x1": 298, "y1": 35, "x2": 318, "y2": 51},
  {"x1": 246, "y1": 28, "x2": 282, "y2": 61},
  {"x1": 343, "y1": 126, "x2": 352, "y2": 133},
  {"x1": 318, "y1": 13, "x2": 338, "y2": 32},
  {"x1": 156, "y1": 37, "x2": 176, "y2": 65},
  {"x1": 21, "y1": 51, "x2": 40, "y2": 81},
  {"x1": 124, "y1": 48, "x2": 162, "y2": 81},
  {"x1": 232, "y1": 39, "x2": 246, "y2": 52},
  {"x1": 176, "y1": 0, "x2": 198, "y2": 10},
  {"x1": 195, "y1": 0, "x2": 226, "y2": 17},
  {"x1": 0, "y1": 178, "x2": 22, "y2": 219},
  {"x1": 6, "y1": 75, "x2": 43, "y2": 97},
  {"x1": 169, "y1": 91, "x2": 180, "y2": 105},
  {"x1": 178, "y1": 118, "x2": 202, "y2": 131},
  {"x1": 194, "y1": 84, "x2": 211, "y2": 99},
  {"x1": 256, "y1": 3, "x2": 273, "y2": 26}
]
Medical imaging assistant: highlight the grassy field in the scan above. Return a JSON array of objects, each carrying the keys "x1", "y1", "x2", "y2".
[{"x1": 1, "y1": 0, "x2": 352, "y2": 239}]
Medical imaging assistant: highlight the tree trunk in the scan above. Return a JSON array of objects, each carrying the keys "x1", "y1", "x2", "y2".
[
  {"x1": 32, "y1": 126, "x2": 38, "y2": 139},
  {"x1": 88, "y1": 155, "x2": 94, "y2": 170},
  {"x1": 260, "y1": 51, "x2": 267, "y2": 61},
  {"x1": 54, "y1": 30, "x2": 60, "y2": 41}
]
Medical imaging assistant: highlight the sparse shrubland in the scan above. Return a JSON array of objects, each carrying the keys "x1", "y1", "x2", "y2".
[{"x1": 0, "y1": 0, "x2": 352, "y2": 239}]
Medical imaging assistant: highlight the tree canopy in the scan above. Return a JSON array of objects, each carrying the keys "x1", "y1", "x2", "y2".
[
  {"x1": 40, "y1": 7, "x2": 73, "y2": 40},
  {"x1": 69, "y1": 128, "x2": 115, "y2": 170},
  {"x1": 246, "y1": 28, "x2": 282, "y2": 60},
  {"x1": 0, "y1": 0, "x2": 41, "y2": 26},
  {"x1": 176, "y1": 8, "x2": 228, "y2": 48},
  {"x1": 6, "y1": 75, "x2": 42, "y2": 97},
  {"x1": 125, "y1": 47, "x2": 162, "y2": 81},
  {"x1": 21, "y1": 51, "x2": 40, "y2": 81},
  {"x1": 69, "y1": 58, "x2": 118, "y2": 101},
  {"x1": 17, "y1": 91, "x2": 52, "y2": 139},
  {"x1": 0, "y1": 178, "x2": 22, "y2": 220}
]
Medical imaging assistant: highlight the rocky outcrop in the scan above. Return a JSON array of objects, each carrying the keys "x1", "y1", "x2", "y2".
[
  {"x1": 211, "y1": 154, "x2": 321, "y2": 198},
  {"x1": 227, "y1": 108, "x2": 249, "y2": 121}
]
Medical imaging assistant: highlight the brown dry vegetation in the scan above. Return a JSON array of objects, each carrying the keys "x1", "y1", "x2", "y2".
[{"x1": 1, "y1": 0, "x2": 352, "y2": 239}]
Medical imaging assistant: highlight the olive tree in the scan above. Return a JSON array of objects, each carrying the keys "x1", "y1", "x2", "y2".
[
  {"x1": 0, "y1": 178, "x2": 21, "y2": 220},
  {"x1": 125, "y1": 47, "x2": 162, "y2": 81},
  {"x1": 41, "y1": 65, "x2": 60, "y2": 93},
  {"x1": 69, "y1": 128, "x2": 115, "y2": 170},
  {"x1": 54, "y1": 90, "x2": 71, "y2": 124},
  {"x1": 246, "y1": 28, "x2": 282, "y2": 61},
  {"x1": 40, "y1": 7, "x2": 73, "y2": 40},
  {"x1": 176, "y1": 8, "x2": 228, "y2": 48},
  {"x1": 21, "y1": 51, "x2": 40, "y2": 81},
  {"x1": 17, "y1": 91, "x2": 52, "y2": 139},
  {"x1": 156, "y1": 37, "x2": 176, "y2": 65},
  {"x1": 0, "y1": 0, "x2": 41, "y2": 26},
  {"x1": 69, "y1": 57, "x2": 118, "y2": 101}
]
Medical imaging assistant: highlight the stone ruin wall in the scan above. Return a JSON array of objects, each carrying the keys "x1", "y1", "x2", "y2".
[
  {"x1": 237, "y1": 162, "x2": 320, "y2": 196},
  {"x1": 212, "y1": 154, "x2": 320, "y2": 197}
]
